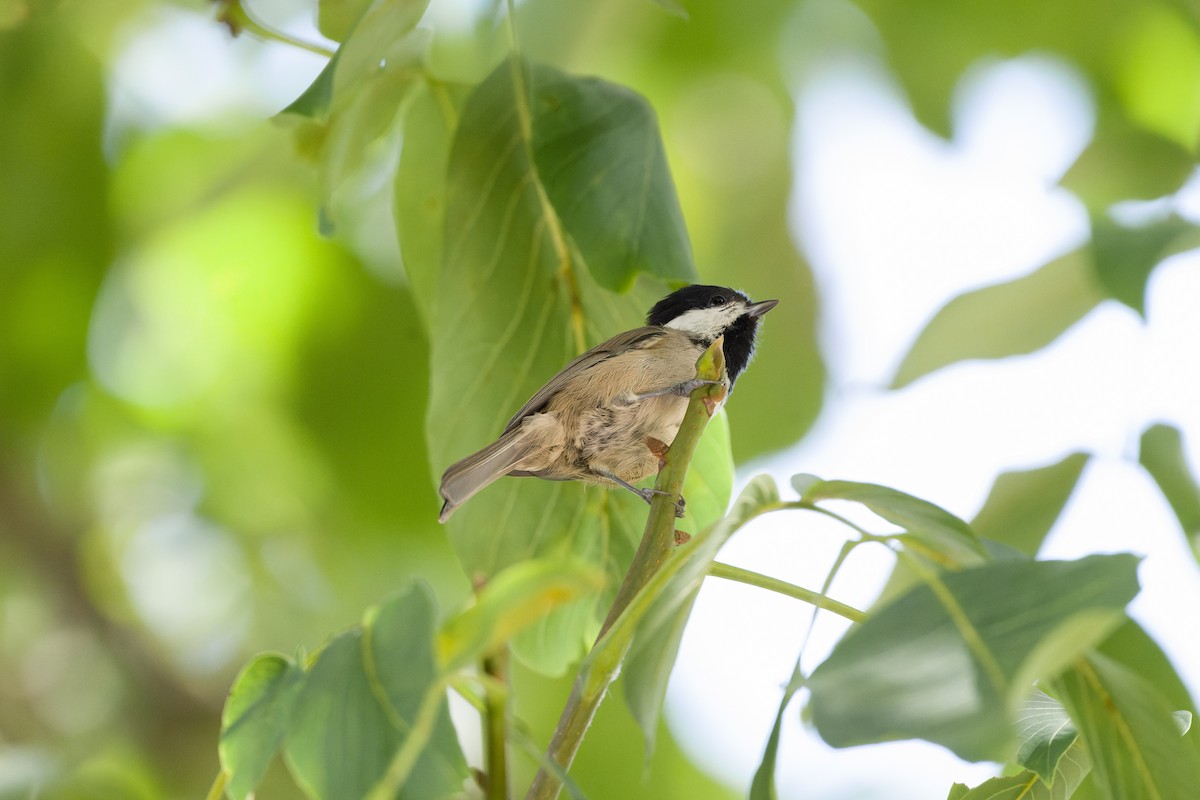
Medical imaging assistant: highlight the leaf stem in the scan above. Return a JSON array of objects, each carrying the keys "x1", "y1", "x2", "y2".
[
  {"x1": 205, "y1": 770, "x2": 228, "y2": 800},
  {"x1": 483, "y1": 649, "x2": 510, "y2": 800},
  {"x1": 217, "y1": 0, "x2": 336, "y2": 58},
  {"x1": 526, "y1": 339, "x2": 728, "y2": 800},
  {"x1": 708, "y1": 561, "x2": 866, "y2": 623}
]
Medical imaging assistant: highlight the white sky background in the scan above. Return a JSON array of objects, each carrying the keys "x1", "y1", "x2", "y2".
[{"x1": 103, "y1": 2, "x2": 1200, "y2": 798}]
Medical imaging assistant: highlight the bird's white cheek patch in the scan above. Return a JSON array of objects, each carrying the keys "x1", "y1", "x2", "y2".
[{"x1": 664, "y1": 306, "x2": 740, "y2": 339}]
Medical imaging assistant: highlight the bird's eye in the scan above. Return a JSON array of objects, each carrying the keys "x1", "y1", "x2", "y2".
[{"x1": 709, "y1": 294, "x2": 726, "y2": 307}]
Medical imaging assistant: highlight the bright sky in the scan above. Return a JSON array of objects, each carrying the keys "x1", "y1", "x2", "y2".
[{"x1": 104, "y1": 3, "x2": 1200, "y2": 797}]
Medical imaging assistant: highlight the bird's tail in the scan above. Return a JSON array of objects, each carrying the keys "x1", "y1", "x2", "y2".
[{"x1": 438, "y1": 430, "x2": 535, "y2": 523}]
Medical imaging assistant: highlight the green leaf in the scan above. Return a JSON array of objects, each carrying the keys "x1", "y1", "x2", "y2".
[
  {"x1": 795, "y1": 476, "x2": 987, "y2": 566},
  {"x1": 947, "y1": 785, "x2": 970, "y2": 800},
  {"x1": 437, "y1": 558, "x2": 606, "y2": 673},
  {"x1": 953, "y1": 741, "x2": 1091, "y2": 800},
  {"x1": 528, "y1": 64, "x2": 695, "y2": 290},
  {"x1": 283, "y1": 584, "x2": 465, "y2": 800},
  {"x1": 644, "y1": 0, "x2": 688, "y2": 19},
  {"x1": 366, "y1": 585, "x2": 469, "y2": 796},
  {"x1": 1090, "y1": 214, "x2": 1194, "y2": 316},
  {"x1": 430, "y1": 58, "x2": 724, "y2": 675},
  {"x1": 891, "y1": 251, "x2": 1105, "y2": 389},
  {"x1": 1054, "y1": 652, "x2": 1200, "y2": 800},
  {"x1": 808, "y1": 555, "x2": 1141, "y2": 762},
  {"x1": 331, "y1": 0, "x2": 430, "y2": 101},
  {"x1": 971, "y1": 453, "x2": 1090, "y2": 557},
  {"x1": 1138, "y1": 423, "x2": 1200, "y2": 559},
  {"x1": 1015, "y1": 691, "x2": 1078, "y2": 784},
  {"x1": 317, "y1": 0, "x2": 373, "y2": 42},
  {"x1": 219, "y1": 654, "x2": 303, "y2": 800},
  {"x1": 280, "y1": 55, "x2": 338, "y2": 119},
  {"x1": 1061, "y1": 111, "x2": 1194, "y2": 210},
  {"x1": 394, "y1": 80, "x2": 470, "y2": 322}
]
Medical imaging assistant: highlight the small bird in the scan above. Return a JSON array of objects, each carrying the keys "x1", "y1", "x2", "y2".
[{"x1": 437, "y1": 285, "x2": 778, "y2": 522}]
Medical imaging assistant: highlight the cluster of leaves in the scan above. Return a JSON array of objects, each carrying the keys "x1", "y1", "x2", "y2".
[{"x1": 206, "y1": 0, "x2": 1200, "y2": 798}]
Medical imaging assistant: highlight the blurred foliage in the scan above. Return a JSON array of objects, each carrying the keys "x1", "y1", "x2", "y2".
[{"x1": 3, "y1": 0, "x2": 1200, "y2": 798}]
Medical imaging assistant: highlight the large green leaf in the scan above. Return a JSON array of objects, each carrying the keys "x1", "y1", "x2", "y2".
[
  {"x1": 283, "y1": 584, "x2": 466, "y2": 800},
  {"x1": 794, "y1": 475, "x2": 986, "y2": 566},
  {"x1": 428, "y1": 58, "x2": 723, "y2": 675},
  {"x1": 528, "y1": 65, "x2": 694, "y2": 291},
  {"x1": 1054, "y1": 652, "x2": 1200, "y2": 800},
  {"x1": 971, "y1": 453, "x2": 1090, "y2": 557},
  {"x1": 219, "y1": 654, "x2": 304, "y2": 800},
  {"x1": 1138, "y1": 423, "x2": 1200, "y2": 559},
  {"x1": 394, "y1": 79, "x2": 471, "y2": 323},
  {"x1": 891, "y1": 251, "x2": 1106, "y2": 389},
  {"x1": 808, "y1": 555, "x2": 1141, "y2": 762}
]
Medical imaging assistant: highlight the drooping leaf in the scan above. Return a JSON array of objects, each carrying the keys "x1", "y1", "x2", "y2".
[
  {"x1": 219, "y1": 654, "x2": 303, "y2": 800},
  {"x1": 429, "y1": 58, "x2": 723, "y2": 675},
  {"x1": 808, "y1": 555, "x2": 1141, "y2": 762},
  {"x1": 330, "y1": 0, "x2": 431, "y2": 100},
  {"x1": 283, "y1": 584, "x2": 465, "y2": 800},
  {"x1": 281, "y1": 55, "x2": 339, "y2": 119},
  {"x1": 891, "y1": 251, "x2": 1105, "y2": 389},
  {"x1": 1089, "y1": 213, "x2": 1195, "y2": 316},
  {"x1": 1138, "y1": 423, "x2": 1200, "y2": 559},
  {"x1": 528, "y1": 63, "x2": 695, "y2": 291},
  {"x1": 1015, "y1": 691, "x2": 1078, "y2": 784},
  {"x1": 794, "y1": 475, "x2": 986, "y2": 566},
  {"x1": 1054, "y1": 652, "x2": 1200, "y2": 800},
  {"x1": 437, "y1": 558, "x2": 606, "y2": 673},
  {"x1": 971, "y1": 453, "x2": 1090, "y2": 557}
]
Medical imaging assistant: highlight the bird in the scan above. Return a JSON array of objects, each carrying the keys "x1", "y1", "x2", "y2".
[{"x1": 437, "y1": 285, "x2": 778, "y2": 522}]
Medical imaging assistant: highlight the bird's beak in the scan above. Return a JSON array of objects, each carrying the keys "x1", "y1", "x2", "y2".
[{"x1": 746, "y1": 299, "x2": 779, "y2": 318}]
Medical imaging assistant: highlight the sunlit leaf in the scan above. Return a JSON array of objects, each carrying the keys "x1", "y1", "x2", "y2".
[
  {"x1": 219, "y1": 654, "x2": 303, "y2": 800},
  {"x1": 1112, "y1": 4, "x2": 1200, "y2": 149},
  {"x1": 891, "y1": 251, "x2": 1105, "y2": 389},
  {"x1": 795, "y1": 475, "x2": 986, "y2": 566},
  {"x1": 331, "y1": 0, "x2": 430, "y2": 100},
  {"x1": 1054, "y1": 653, "x2": 1200, "y2": 800},
  {"x1": 429, "y1": 58, "x2": 724, "y2": 675},
  {"x1": 437, "y1": 558, "x2": 606, "y2": 672},
  {"x1": 1015, "y1": 691, "x2": 1078, "y2": 783},
  {"x1": 808, "y1": 555, "x2": 1141, "y2": 762},
  {"x1": 1138, "y1": 423, "x2": 1200, "y2": 559},
  {"x1": 971, "y1": 453, "x2": 1090, "y2": 557},
  {"x1": 284, "y1": 584, "x2": 465, "y2": 800},
  {"x1": 952, "y1": 741, "x2": 1090, "y2": 800},
  {"x1": 1089, "y1": 213, "x2": 1195, "y2": 316}
]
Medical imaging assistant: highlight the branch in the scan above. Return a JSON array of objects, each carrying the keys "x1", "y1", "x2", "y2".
[{"x1": 526, "y1": 337, "x2": 728, "y2": 800}]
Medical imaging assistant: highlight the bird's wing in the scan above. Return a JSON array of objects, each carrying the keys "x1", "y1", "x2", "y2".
[{"x1": 501, "y1": 326, "x2": 665, "y2": 434}]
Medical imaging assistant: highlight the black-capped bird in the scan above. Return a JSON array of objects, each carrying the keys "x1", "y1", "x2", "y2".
[{"x1": 437, "y1": 285, "x2": 777, "y2": 522}]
